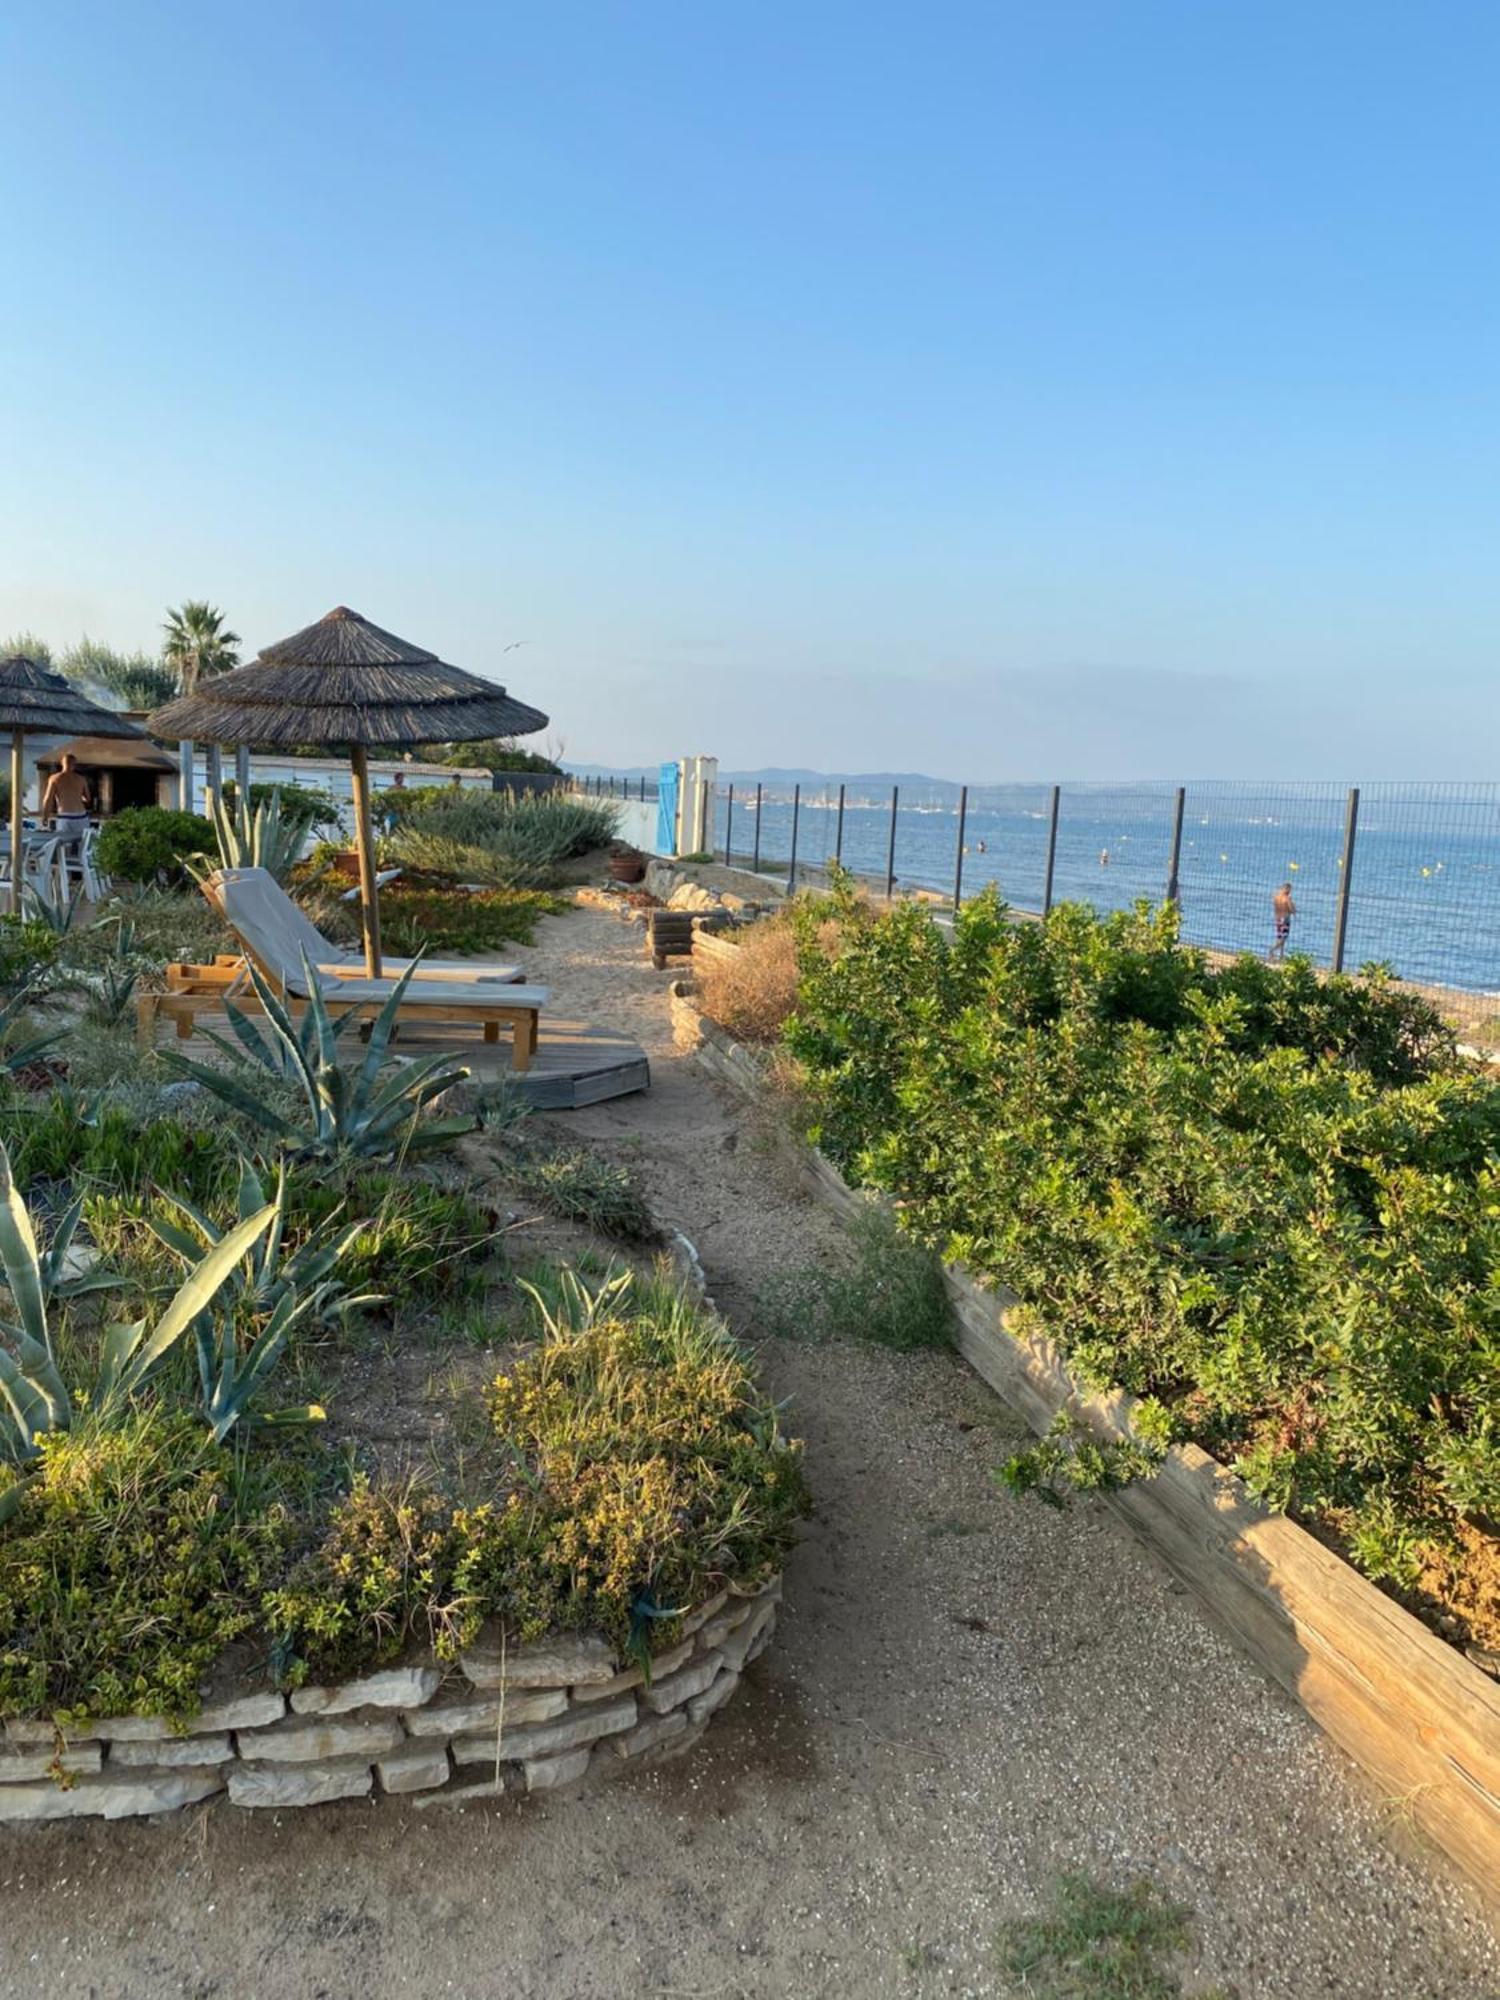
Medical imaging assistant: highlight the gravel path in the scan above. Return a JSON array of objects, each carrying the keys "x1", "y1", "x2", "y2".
[{"x1": 1, "y1": 901, "x2": 1495, "y2": 2000}]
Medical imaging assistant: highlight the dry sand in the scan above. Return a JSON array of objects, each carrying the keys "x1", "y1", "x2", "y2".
[{"x1": 1, "y1": 898, "x2": 1495, "y2": 2000}]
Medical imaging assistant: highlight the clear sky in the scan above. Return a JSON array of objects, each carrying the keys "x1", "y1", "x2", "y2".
[{"x1": 2, "y1": 2, "x2": 1496, "y2": 779}]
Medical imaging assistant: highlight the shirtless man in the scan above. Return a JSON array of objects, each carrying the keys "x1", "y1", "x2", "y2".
[
  {"x1": 40, "y1": 753, "x2": 92, "y2": 834},
  {"x1": 1270, "y1": 881, "x2": 1296, "y2": 962}
]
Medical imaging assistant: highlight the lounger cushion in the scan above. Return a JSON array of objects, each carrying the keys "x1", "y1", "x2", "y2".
[{"x1": 209, "y1": 868, "x2": 522, "y2": 987}]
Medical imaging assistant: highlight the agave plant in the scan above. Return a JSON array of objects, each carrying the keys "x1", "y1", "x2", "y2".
[
  {"x1": 151, "y1": 1158, "x2": 367, "y2": 1320},
  {"x1": 0, "y1": 1144, "x2": 281, "y2": 1497},
  {"x1": 0, "y1": 988, "x2": 62, "y2": 1080},
  {"x1": 74, "y1": 919, "x2": 145, "y2": 1028},
  {"x1": 198, "y1": 785, "x2": 305, "y2": 885},
  {"x1": 149, "y1": 1161, "x2": 363, "y2": 1443},
  {"x1": 161, "y1": 952, "x2": 475, "y2": 1163}
]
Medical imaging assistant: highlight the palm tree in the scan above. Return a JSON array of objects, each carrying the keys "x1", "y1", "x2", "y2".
[{"x1": 162, "y1": 601, "x2": 241, "y2": 696}]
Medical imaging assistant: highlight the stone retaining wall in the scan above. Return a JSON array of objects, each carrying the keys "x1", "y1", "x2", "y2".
[{"x1": 0, "y1": 1576, "x2": 780, "y2": 1822}]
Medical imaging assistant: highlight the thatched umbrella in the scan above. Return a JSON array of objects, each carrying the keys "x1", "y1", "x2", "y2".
[
  {"x1": 147, "y1": 607, "x2": 549, "y2": 976},
  {"x1": 0, "y1": 656, "x2": 147, "y2": 914}
]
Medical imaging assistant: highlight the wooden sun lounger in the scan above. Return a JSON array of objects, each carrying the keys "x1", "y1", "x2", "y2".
[{"x1": 137, "y1": 965, "x2": 548, "y2": 1070}]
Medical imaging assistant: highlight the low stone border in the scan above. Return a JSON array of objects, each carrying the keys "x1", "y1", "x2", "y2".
[
  {"x1": 671, "y1": 982, "x2": 1500, "y2": 1910},
  {"x1": 0, "y1": 1577, "x2": 781, "y2": 1822}
]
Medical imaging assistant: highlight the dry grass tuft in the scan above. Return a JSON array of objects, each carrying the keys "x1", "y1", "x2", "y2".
[{"x1": 696, "y1": 920, "x2": 803, "y2": 1044}]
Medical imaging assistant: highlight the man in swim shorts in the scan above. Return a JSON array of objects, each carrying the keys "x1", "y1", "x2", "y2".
[{"x1": 1271, "y1": 881, "x2": 1295, "y2": 961}]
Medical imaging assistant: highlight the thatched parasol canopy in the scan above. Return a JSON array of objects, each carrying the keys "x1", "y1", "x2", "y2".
[
  {"x1": 147, "y1": 608, "x2": 550, "y2": 975},
  {"x1": 0, "y1": 655, "x2": 146, "y2": 914},
  {"x1": 147, "y1": 606, "x2": 549, "y2": 748}
]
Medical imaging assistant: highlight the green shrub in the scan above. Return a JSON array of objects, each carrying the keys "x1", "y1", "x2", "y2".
[
  {"x1": 757, "y1": 1204, "x2": 952, "y2": 1351},
  {"x1": 0, "y1": 917, "x2": 58, "y2": 995},
  {"x1": 263, "y1": 1476, "x2": 454, "y2": 1681},
  {"x1": 414, "y1": 741, "x2": 562, "y2": 775},
  {"x1": 0, "y1": 1409, "x2": 290, "y2": 1721},
  {"x1": 95, "y1": 807, "x2": 214, "y2": 886},
  {"x1": 785, "y1": 885, "x2": 1497, "y2": 1602},
  {"x1": 221, "y1": 780, "x2": 340, "y2": 832}
]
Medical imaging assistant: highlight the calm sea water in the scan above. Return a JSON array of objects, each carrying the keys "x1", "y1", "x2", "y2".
[{"x1": 713, "y1": 783, "x2": 1500, "y2": 998}]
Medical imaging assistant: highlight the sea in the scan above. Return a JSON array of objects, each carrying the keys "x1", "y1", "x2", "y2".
[{"x1": 711, "y1": 781, "x2": 1500, "y2": 1001}]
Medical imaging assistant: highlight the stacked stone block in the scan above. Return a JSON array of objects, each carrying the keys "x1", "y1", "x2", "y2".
[{"x1": 0, "y1": 1576, "x2": 780, "y2": 1823}]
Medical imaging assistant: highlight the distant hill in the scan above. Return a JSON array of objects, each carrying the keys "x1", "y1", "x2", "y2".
[
  {"x1": 721, "y1": 768, "x2": 956, "y2": 795},
  {"x1": 564, "y1": 761, "x2": 961, "y2": 798}
]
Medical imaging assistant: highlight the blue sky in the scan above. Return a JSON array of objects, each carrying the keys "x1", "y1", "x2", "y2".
[{"x1": 1, "y1": 2, "x2": 1496, "y2": 778}]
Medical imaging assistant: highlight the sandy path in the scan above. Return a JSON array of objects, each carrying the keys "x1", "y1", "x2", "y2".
[{"x1": 0, "y1": 902, "x2": 1494, "y2": 2000}]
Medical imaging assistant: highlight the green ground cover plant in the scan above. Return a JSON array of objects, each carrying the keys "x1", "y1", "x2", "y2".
[
  {"x1": 268, "y1": 1270, "x2": 806, "y2": 1678},
  {"x1": 501, "y1": 1142, "x2": 661, "y2": 1242},
  {"x1": 7, "y1": 1086, "x2": 244, "y2": 1207},
  {"x1": 379, "y1": 883, "x2": 563, "y2": 954},
  {"x1": 784, "y1": 880, "x2": 1499, "y2": 1638},
  {"x1": 757, "y1": 1203, "x2": 953, "y2": 1351},
  {"x1": 996, "y1": 1873, "x2": 1207, "y2": 2000}
]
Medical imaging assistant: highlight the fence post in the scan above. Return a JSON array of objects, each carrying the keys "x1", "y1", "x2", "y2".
[
  {"x1": 1042, "y1": 785, "x2": 1061, "y2": 914},
  {"x1": 885, "y1": 785, "x2": 899, "y2": 899},
  {"x1": 834, "y1": 782, "x2": 846, "y2": 867},
  {"x1": 952, "y1": 784, "x2": 968, "y2": 913},
  {"x1": 1166, "y1": 785, "x2": 1186, "y2": 905},
  {"x1": 724, "y1": 784, "x2": 734, "y2": 868},
  {"x1": 1332, "y1": 786, "x2": 1360, "y2": 973},
  {"x1": 788, "y1": 784, "x2": 801, "y2": 891},
  {"x1": 751, "y1": 782, "x2": 763, "y2": 872}
]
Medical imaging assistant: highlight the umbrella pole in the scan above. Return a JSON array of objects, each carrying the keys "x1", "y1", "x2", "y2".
[
  {"x1": 348, "y1": 743, "x2": 383, "y2": 979},
  {"x1": 9, "y1": 728, "x2": 23, "y2": 918}
]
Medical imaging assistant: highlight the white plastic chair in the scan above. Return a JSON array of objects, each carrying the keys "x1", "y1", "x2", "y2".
[{"x1": 57, "y1": 824, "x2": 106, "y2": 902}]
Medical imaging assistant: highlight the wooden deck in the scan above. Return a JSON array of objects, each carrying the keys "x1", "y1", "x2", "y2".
[{"x1": 154, "y1": 1010, "x2": 650, "y2": 1111}]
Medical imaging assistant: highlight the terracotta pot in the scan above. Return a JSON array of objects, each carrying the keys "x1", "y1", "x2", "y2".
[
  {"x1": 608, "y1": 849, "x2": 646, "y2": 884},
  {"x1": 330, "y1": 849, "x2": 361, "y2": 881}
]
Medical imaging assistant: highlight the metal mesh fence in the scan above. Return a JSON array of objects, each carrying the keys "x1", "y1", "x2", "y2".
[{"x1": 695, "y1": 776, "x2": 1500, "y2": 1030}]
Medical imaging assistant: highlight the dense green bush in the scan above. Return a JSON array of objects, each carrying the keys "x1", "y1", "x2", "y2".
[
  {"x1": 95, "y1": 807, "x2": 214, "y2": 886},
  {"x1": 785, "y1": 884, "x2": 1497, "y2": 1599},
  {"x1": 414, "y1": 740, "x2": 562, "y2": 774}
]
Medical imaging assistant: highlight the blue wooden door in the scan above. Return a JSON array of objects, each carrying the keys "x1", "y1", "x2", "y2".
[{"x1": 655, "y1": 762, "x2": 679, "y2": 855}]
